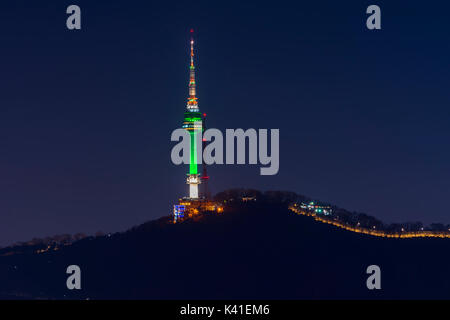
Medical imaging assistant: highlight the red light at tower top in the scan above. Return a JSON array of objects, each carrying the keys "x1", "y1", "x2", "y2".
[{"x1": 190, "y1": 28, "x2": 194, "y2": 33}]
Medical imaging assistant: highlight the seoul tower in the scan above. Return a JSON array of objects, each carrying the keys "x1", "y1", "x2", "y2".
[{"x1": 183, "y1": 29, "x2": 202, "y2": 199}]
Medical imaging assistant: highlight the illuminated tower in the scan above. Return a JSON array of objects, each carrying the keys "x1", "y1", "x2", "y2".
[{"x1": 182, "y1": 30, "x2": 202, "y2": 199}]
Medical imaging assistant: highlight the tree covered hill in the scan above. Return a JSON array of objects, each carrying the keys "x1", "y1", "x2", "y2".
[{"x1": 1, "y1": 190, "x2": 450, "y2": 299}]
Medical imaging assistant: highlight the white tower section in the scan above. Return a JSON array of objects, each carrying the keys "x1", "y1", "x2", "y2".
[
  {"x1": 187, "y1": 174, "x2": 201, "y2": 199},
  {"x1": 190, "y1": 184, "x2": 198, "y2": 199}
]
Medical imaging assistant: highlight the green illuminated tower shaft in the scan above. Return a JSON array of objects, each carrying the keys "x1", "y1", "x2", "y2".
[{"x1": 183, "y1": 31, "x2": 201, "y2": 198}]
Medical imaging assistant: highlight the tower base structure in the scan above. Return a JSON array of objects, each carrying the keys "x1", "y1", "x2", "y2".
[
  {"x1": 187, "y1": 174, "x2": 201, "y2": 199},
  {"x1": 189, "y1": 185, "x2": 198, "y2": 199}
]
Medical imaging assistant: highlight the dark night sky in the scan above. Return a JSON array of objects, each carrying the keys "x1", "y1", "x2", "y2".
[{"x1": 1, "y1": 0, "x2": 450, "y2": 246}]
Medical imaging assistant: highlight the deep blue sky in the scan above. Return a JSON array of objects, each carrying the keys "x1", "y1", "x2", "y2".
[{"x1": 1, "y1": 1, "x2": 450, "y2": 246}]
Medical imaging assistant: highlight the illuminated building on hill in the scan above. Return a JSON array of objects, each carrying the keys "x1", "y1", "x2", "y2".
[{"x1": 300, "y1": 202, "x2": 332, "y2": 215}]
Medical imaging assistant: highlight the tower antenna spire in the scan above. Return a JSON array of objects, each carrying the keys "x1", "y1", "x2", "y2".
[
  {"x1": 190, "y1": 29, "x2": 194, "y2": 68},
  {"x1": 187, "y1": 28, "x2": 198, "y2": 112}
]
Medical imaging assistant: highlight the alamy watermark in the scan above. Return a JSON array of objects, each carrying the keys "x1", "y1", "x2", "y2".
[
  {"x1": 66, "y1": 265, "x2": 81, "y2": 290},
  {"x1": 171, "y1": 126, "x2": 279, "y2": 175},
  {"x1": 366, "y1": 265, "x2": 381, "y2": 290}
]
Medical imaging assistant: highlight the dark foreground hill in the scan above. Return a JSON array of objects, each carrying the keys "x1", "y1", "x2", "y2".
[{"x1": 1, "y1": 201, "x2": 450, "y2": 299}]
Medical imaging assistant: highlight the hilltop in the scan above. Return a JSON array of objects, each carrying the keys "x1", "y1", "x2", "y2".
[{"x1": 1, "y1": 189, "x2": 450, "y2": 299}]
